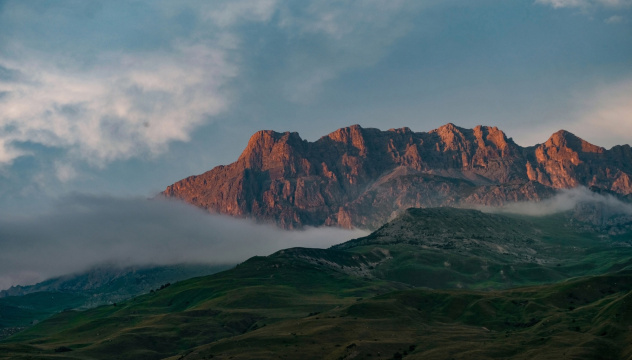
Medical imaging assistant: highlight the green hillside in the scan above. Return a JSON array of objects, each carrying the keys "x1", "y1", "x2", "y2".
[
  {"x1": 335, "y1": 208, "x2": 632, "y2": 289},
  {"x1": 0, "y1": 264, "x2": 230, "y2": 339},
  {"x1": 1, "y1": 208, "x2": 631, "y2": 359}
]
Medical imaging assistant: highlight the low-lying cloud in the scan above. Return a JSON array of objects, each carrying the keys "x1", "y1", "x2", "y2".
[
  {"x1": 0, "y1": 194, "x2": 367, "y2": 290},
  {"x1": 483, "y1": 186, "x2": 632, "y2": 216}
]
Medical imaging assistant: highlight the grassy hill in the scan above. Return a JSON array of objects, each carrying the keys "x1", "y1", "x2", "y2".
[
  {"x1": 158, "y1": 271, "x2": 632, "y2": 360},
  {"x1": 334, "y1": 208, "x2": 632, "y2": 289},
  {"x1": 1, "y1": 208, "x2": 631, "y2": 359},
  {"x1": 0, "y1": 264, "x2": 230, "y2": 339}
]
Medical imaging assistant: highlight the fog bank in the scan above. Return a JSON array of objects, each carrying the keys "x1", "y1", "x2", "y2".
[
  {"x1": 0, "y1": 194, "x2": 367, "y2": 290},
  {"x1": 483, "y1": 186, "x2": 632, "y2": 216}
]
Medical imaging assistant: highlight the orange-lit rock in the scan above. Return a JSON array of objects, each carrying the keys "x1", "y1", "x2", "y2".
[{"x1": 163, "y1": 124, "x2": 632, "y2": 229}]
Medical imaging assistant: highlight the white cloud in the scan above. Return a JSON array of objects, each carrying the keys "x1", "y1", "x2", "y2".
[
  {"x1": 484, "y1": 186, "x2": 632, "y2": 216},
  {"x1": 0, "y1": 42, "x2": 236, "y2": 166},
  {"x1": 0, "y1": 0, "x2": 430, "y2": 168},
  {"x1": 536, "y1": 0, "x2": 589, "y2": 9},
  {"x1": 201, "y1": 0, "x2": 278, "y2": 27},
  {"x1": 0, "y1": 137, "x2": 27, "y2": 164},
  {"x1": 570, "y1": 79, "x2": 632, "y2": 147},
  {"x1": 511, "y1": 78, "x2": 632, "y2": 148},
  {"x1": 605, "y1": 14, "x2": 625, "y2": 22},
  {"x1": 54, "y1": 161, "x2": 78, "y2": 183},
  {"x1": 536, "y1": 0, "x2": 632, "y2": 9},
  {"x1": 0, "y1": 0, "x2": 287, "y2": 167}
]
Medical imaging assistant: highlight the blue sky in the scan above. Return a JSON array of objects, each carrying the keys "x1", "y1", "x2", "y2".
[{"x1": 0, "y1": 0, "x2": 631, "y2": 211}]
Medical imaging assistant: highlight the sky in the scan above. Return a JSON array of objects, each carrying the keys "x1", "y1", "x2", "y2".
[
  {"x1": 0, "y1": 1, "x2": 631, "y2": 287},
  {"x1": 0, "y1": 0, "x2": 630, "y2": 207}
]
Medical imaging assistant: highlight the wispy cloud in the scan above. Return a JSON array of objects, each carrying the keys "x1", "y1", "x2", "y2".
[
  {"x1": 512, "y1": 78, "x2": 632, "y2": 148},
  {"x1": 0, "y1": 0, "x2": 285, "y2": 167},
  {"x1": 484, "y1": 186, "x2": 632, "y2": 216},
  {"x1": 606, "y1": 14, "x2": 625, "y2": 22},
  {"x1": 275, "y1": 0, "x2": 425, "y2": 103},
  {"x1": 0, "y1": 41, "x2": 236, "y2": 167},
  {"x1": 535, "y1": 0, "x2": 632, "y2": 10},
  {"x1": 535, "y1": 0, "x2": 632, "y2": 23},
  {"x1": 571, "y1": 79, "x2": 632, "y2": 147},
  {"x1": 0, "y1": 0, "x2": 427, "y2": 171},
  {"x1": 198, "y1": 0, "x2": 278, "y2": 27},
  {"x1": 0, "y1": 194, "x2": 367, "y2": 290}
]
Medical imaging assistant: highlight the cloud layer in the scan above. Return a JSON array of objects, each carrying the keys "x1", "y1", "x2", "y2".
[
  {"x1": 0, "y1": 195, "x2": 367, "y2": 290},
  {"x1": 486, "y1": 186, "x2": 632, "y2": 216}
]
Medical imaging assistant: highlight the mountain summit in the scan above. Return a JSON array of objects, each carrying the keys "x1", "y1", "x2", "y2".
[{"x1": 162, "y1": 124, "x2": 632, "y2": 229}]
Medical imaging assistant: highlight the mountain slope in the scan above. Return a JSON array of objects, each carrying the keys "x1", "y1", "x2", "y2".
[
  {"x1": 0, "y1": 264, "x2": 229, "y2": 339},
  {"x1": 162, "y1": 124, "x2": 632, "y2": 229},
  {"x1": 167, "y1": 271, "x2": 632, "y2": 360},
  {"x1": 0, "y1": 264, "x2": 229, "y2": 304},
  {"x1": 2, "y1": 208, "x2": 632, "y2": 359},
  {"x1": 3, "y1": 255, "x2": 631, "y2": 360},
  {"x1": 333, "y1": 207, "x2": 632, "y2": 289}
]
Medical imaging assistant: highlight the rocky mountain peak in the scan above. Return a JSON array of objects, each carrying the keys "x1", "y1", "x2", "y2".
[
  {"x1": 473, "y1": 125, "x2": 511, "y2": 151},
  {"x1": 527, "y1": 130, "x2": 610, "y2": 189},
  {"x1": 238, "y1": 130, "x2": 306, "y2": 172},
  {"x1": 544, "y1": 130, "x2": 604, "y2": 154},
  {"x1": 325, "y1": 124, "x2": 368, "y2": 155},
  {"x1": 163, "y1": 123, "x2": 632, "y2": 229},
  {"x1": 430, "y1": 123, "x2": 469, "y2": 151},
  {"x1": 387, "y1": 126, "x2": 413, "y2": 134}
]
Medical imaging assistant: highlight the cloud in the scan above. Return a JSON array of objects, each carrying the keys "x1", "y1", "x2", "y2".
[
  {"x1": 0, "y1": 194, "x2": 367, "y2": 290},
  {"x1": 274, "y1": 0, "x2": 426, "y2": 103},
  {"x1": 535, "y1": 0, "x2": 632, "y2": 21},
  {"x1": 0, "y1": 137, "x2": 27, "y2": 164},
  {"x1": 0, "y1": 0, "x2": 286, "y2": 167},
  {"x1": 512, "y1": 78, "x2": 632, "y2": 148},
  {"x1": 535, "y1": 0, "x2": 632, "y2": 10},
  {"x1": 0, "y1": 42, "x2": 236, "y2": 167},
  {"x1": 568, "y1": 79, "x2": 632, "y2": 148},
  {"x1": 536, "y1": 0, "x2": 589, "y2": 9},
  {"x1": 484, "y1": 186, "x2": 632, "y2": 216},
  {"x1": 605, "y1": 14, "x2": 625, "y2": 21},
  {"x1": 198, "y1": 0, "x2": 278, "y2": 27},
  {"x1": 54, "y1": 161, "x2": 78, "y2": 183},
  {"x1": 0, "y1": 0, "x2": 430, "y2": 171},
  {"x1": 0, "y1": 65, "x2": 22, "y2": 82}
]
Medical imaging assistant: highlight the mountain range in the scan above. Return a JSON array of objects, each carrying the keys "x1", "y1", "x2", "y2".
[
  {"x1": 163, "y1": 124, "x2": 632, "y2": 229},
  {"x1": 3, "y1": 123, "x2": 632, "y2": 358}
]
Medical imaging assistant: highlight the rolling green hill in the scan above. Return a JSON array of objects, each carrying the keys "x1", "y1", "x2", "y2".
[
  {"x1": 333, "y1": 208, "x2": 632, "y2": 289},
  {"x1": 0, "y1": 264, "x2": 230, "y2": 339},
  {"x1": 1, "y1": 208, "x2": 631, "y2": 359}
]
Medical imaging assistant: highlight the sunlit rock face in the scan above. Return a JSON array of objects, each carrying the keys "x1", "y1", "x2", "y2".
[{"x1": 163, "y1": 124, "x2": 632, "y2": 229}]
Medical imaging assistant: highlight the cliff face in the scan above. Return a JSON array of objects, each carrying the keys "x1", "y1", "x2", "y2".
[{"x1": 162, "y1": 124, "x2": 632, "y2": 229}]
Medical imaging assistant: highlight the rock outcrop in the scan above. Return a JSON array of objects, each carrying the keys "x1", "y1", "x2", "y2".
[{"x1": 162, "y1": 124, "x2": 632, "y2": 229}]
